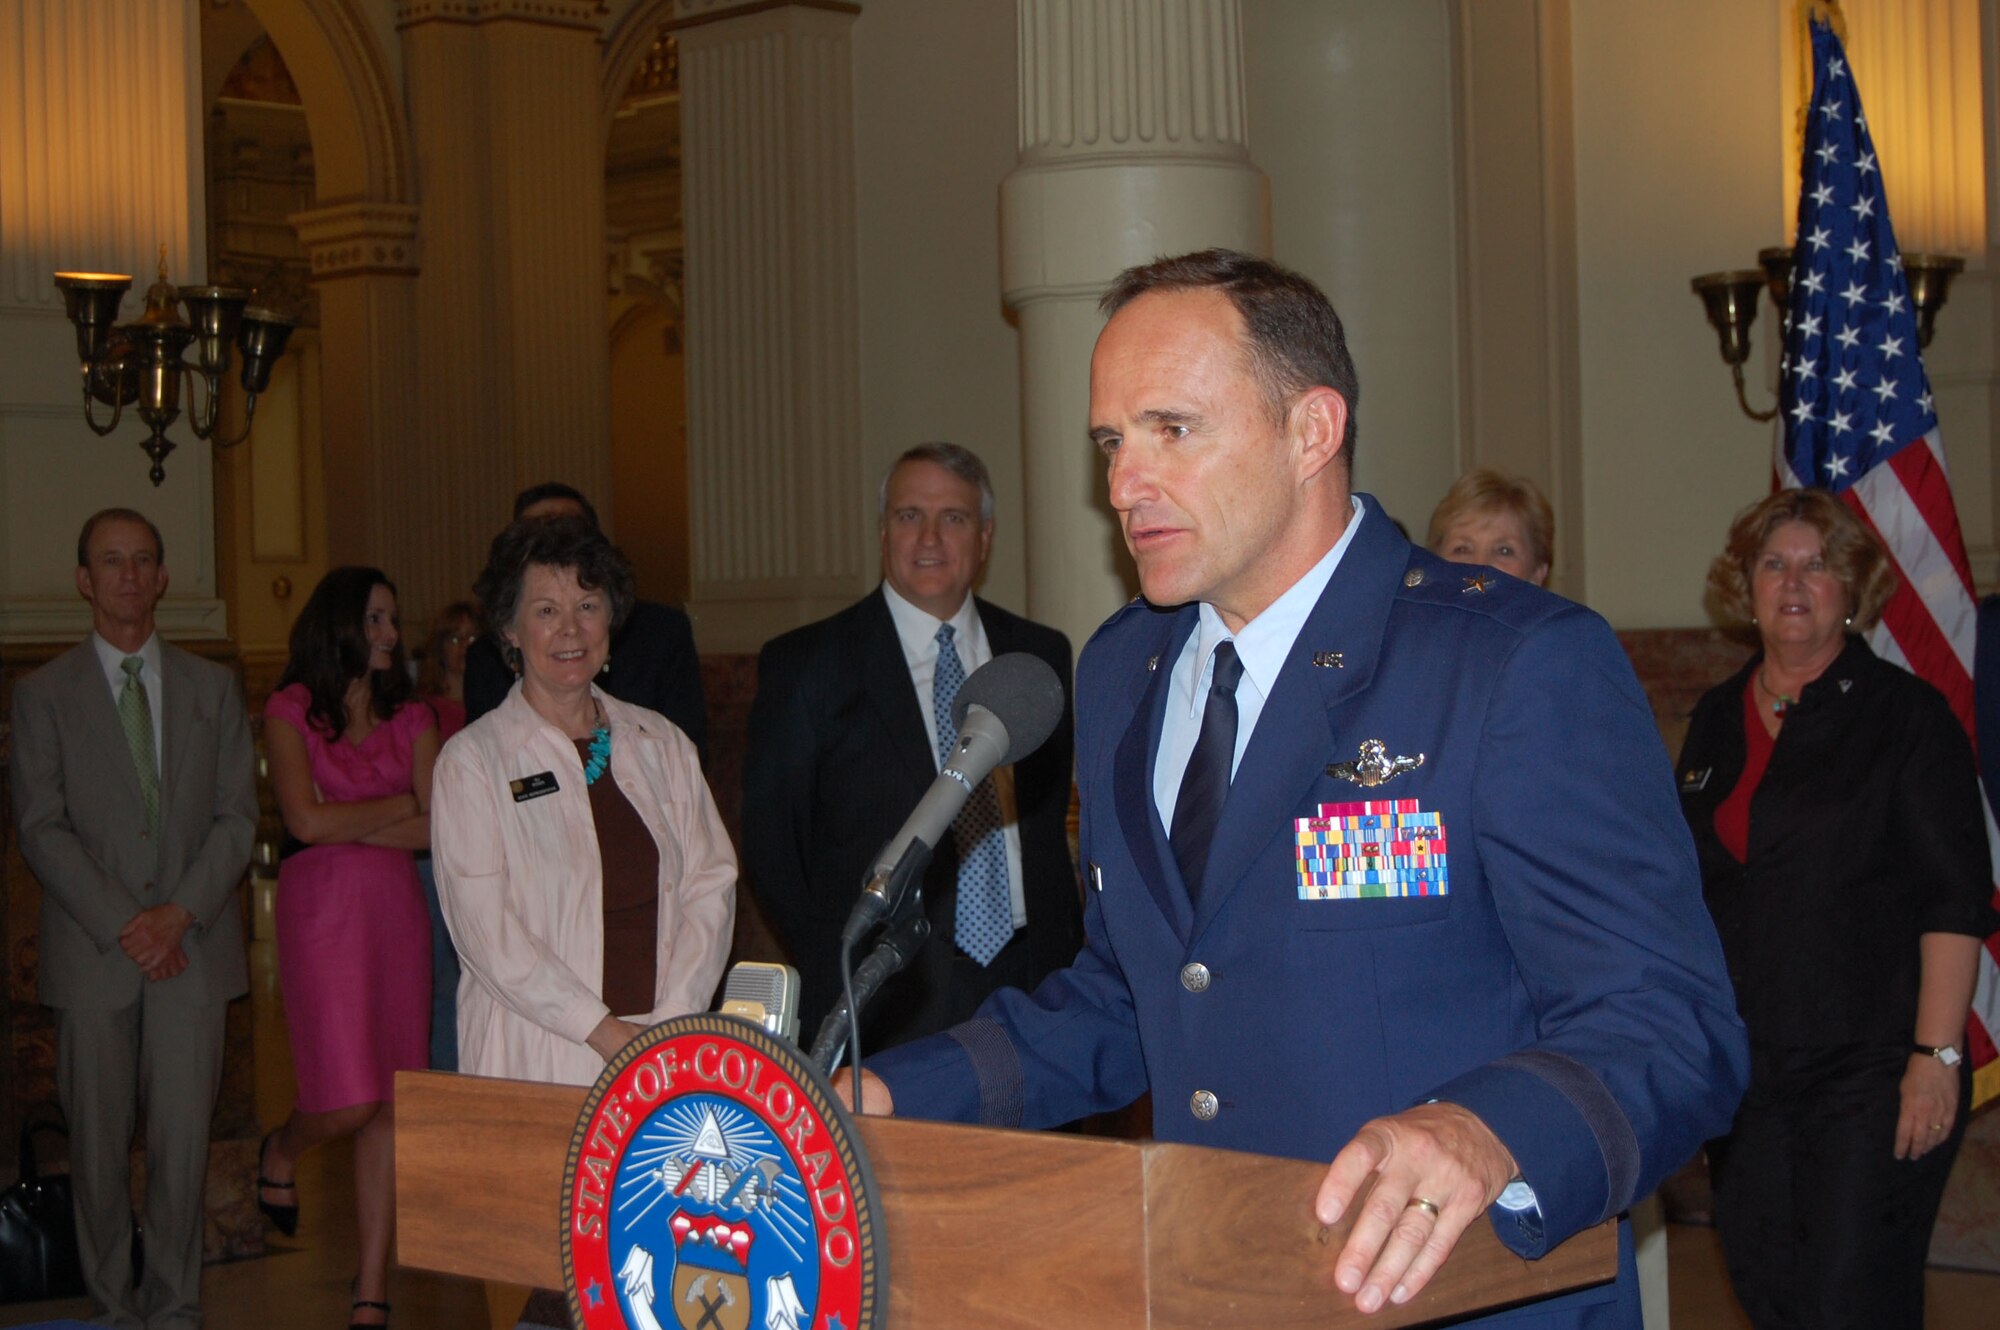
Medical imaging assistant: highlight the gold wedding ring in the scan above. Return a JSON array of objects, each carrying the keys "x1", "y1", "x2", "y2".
[{"x1": 1408, "y1": 1196, "x2": 1441, "y2": 1220}]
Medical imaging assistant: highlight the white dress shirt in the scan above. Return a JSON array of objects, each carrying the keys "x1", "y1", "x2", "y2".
[
  {"x1": 881, "y1": 583, "x2": 1028, "y2": 928},
  {"x1": 91, "y1": 630, "x2": 164, "y2": 774},
  {"x1": 1154, "y1": 497, "x2": 1365, "y2": 830}
]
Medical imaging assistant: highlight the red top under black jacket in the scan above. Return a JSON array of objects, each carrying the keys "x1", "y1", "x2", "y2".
[{"x1": 1676, "y1": 635, "x2": 1998, "y2": 1047}]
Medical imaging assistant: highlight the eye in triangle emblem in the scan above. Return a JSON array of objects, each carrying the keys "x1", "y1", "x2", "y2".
[{"x1": 691, "y1": 1107, "x2": 730, "y2": 1159}]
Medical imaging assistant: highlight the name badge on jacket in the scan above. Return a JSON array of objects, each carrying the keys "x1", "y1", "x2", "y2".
[
  {"x1": 511, "y1": 771, "x2": 560, "y2": 803},
  {"x1": 1294, "y1": 798, "x2": 1449, "y2": 900},
  {"x1": 1679, "y1": 767, "x2": 1712, "y2": 794}
]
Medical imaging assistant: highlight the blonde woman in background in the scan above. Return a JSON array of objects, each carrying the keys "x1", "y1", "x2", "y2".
[{"x1": 1426, "y1": 468, "x2": 1554, "y2": 587}]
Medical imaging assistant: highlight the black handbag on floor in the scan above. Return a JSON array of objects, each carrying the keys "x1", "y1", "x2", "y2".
[{"x1": 0, "y1": 1108, "x2": 85, "y2": 1304}]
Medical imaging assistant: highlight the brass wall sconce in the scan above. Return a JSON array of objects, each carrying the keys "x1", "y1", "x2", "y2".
[
  {"x1": 53, "y1": 247, "x2": 296, "y2": 485},
  {"x1": 1691, "y1": 248, "x2": 1964, "y2": 423}
]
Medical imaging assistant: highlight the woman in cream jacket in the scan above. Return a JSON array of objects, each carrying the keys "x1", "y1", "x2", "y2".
[{"x1": 433, "y1": 517, "x2": 734, "y2": 1088}]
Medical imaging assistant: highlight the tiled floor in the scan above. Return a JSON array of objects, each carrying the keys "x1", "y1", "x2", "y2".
[{"x1": 5, "y1": 936, "x2": 1995, "y2": 1329}]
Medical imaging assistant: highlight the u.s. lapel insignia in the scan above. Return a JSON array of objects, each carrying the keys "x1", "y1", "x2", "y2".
[
  {"x1": 1403, "y1": 568, "x2": 1425, "y2": 588},
  {"x1": 1146, "y1": 655, "x2": 1160, "y2": 672},
  {"x1": 1312, "y1": 651, "x2": 1344, "y2": 669},
  {"x1": 1460, "y1": 572, "x2": 1494, "y2": 594},
  {"x1": 1327, "y1": 739, "x2": 1426, "y2": 788}
]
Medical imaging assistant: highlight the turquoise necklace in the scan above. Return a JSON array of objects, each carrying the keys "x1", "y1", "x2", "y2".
[{"x1": 582, "y1": 707, "x2": 611, "y2": 785}]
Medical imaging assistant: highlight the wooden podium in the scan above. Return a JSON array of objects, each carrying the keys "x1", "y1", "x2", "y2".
[{"x1": 395, "y1": 1070, "x2": 1616, "y2": 1329}]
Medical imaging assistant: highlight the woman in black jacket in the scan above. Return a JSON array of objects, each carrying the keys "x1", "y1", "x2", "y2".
[{"x1": 1679, "y1": 488, "x2": 1996, "y2": 1330}]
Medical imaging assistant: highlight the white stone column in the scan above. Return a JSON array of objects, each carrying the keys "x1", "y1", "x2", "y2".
[
  {"x1": 678, "y1": 2, "x2": 865, "y2": 652},
  {"x1": 0, "y1": 0, "x2": 225, "y2": 641},
  {"x1": 395, "y1": 0, "x2": 612, "y2": 622},
  {"x1": 289, "y1": 203, "x2": 426, "y2": 602},
  {"x1": 1003, "y1": 0, "x2": 1268, "y2": 650}
]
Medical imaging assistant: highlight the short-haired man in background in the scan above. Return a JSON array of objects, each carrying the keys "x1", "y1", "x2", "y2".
[
  {"x1": 743, "y1": 443, "x2": 1083, "y2": 1052},
  {"x1": 12, "y1": 509, "x2": 257, "y2": 1329}
]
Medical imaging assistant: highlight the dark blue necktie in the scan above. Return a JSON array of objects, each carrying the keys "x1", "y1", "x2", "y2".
[{"x1": 1170, "y1": 640, "x2": 1243, "y2": 900}]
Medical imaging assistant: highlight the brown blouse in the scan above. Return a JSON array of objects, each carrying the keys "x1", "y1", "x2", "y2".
[{"x1": 576, "y1": 738, "x2": 660, "y2": 1017}]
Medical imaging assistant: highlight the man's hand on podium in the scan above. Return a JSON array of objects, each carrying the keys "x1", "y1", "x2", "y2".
[
  {"x1": 1313, "y1": 1101, "x2": 1519, "y2": 1316},
  {"x1": 830, "y1": 1067, "x2": 895, "y2": 1115}
]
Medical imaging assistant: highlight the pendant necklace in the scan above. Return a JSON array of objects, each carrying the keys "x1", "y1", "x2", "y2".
[
  {"x1": 582, "y1": 703, "x2": 612, "y2": 785},
  {"x1": 1754, "y1": 668, "x2": 1795, "y2": 718}
]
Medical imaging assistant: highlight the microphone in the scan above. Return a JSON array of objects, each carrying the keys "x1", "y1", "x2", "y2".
[
  {"x1": 809, "y1": 911, "x2": 932, "y2": 1075},
  {"x1": 718, "y1": 961, "x2": 801, "y2": 1045},
  {"x1": 838, "y1": 652, "x2": 1065, "y2": 950}
]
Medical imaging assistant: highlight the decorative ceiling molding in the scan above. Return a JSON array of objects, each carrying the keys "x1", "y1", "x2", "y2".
[
  {"x1": 290, "y1": 201, "x2": 422, "y2": 279},
  {"x1": 397, "y1": 0, "x2": 608, "y2": 31}
]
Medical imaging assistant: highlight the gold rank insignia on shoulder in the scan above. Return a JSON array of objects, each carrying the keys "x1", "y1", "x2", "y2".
[
  {"x1": 1327, "y1": 739, "x2": 1425, "y2": 788},
  {"x1": 1461, "y1": 573, "x2": 1494, "y2": 594},
  {"x1": 1312, "y1": 651, "x2": 1344, "y2": 669},
  {"x1": 1403, "y1": 568, "x2": 1425, "y2": 588}
]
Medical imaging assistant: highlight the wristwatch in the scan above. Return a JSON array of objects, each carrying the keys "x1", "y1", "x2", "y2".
[{"x1": 1913, "y1": 1042, "x2": 1963, "y2": 1066}]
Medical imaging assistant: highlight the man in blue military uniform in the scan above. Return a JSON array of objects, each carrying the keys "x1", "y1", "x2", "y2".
[{"x1": 847, "y1": 250, "x2": 1747, "y2": 1325}]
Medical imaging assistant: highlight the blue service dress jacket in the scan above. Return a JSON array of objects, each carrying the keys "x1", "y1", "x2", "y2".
[{"x1": 869, "y1": 495, "x2": 1748, "y2": 1328}]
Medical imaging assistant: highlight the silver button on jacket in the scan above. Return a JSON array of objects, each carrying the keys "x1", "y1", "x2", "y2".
[
  {"x1": 1190, "y1": 1089, "x2": 1219, "y2": 1120},
  {"x1": 1180, "y1": 962, "x2": 1211, "y2": 993}
]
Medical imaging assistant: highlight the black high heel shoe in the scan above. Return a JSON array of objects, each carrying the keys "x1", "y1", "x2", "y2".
[
  {"x1": 255, "y1": 1129, "x2": 299, "y2": 1237},
  {"x1": 350, "y1": 1277, "x2": 390, "y2": 1329}
]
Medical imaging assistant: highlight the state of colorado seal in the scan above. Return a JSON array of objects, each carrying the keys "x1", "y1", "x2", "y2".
[{"x1": 561, "y1": 1014, "x2": 885, "y2": 1330}]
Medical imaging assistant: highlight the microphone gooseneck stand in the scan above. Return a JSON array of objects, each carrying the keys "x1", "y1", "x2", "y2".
[{"x1": 815, "y1": 904, "x2": 934, "y2": 1113}]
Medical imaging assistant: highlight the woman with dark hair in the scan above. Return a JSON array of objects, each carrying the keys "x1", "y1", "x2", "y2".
[
  {"x1": 1679, "y1": 489, "x2": 1996, "y2": 1328},
  {"x1": 433, "y1": 518, "x2": 733, "y2": 1088},
  {"x1": 255, "y1": 566, "x2": 437, "y2": 1329},
  {"x1": 413, "y1": 600, "x2": 478, "y2": 1071}
]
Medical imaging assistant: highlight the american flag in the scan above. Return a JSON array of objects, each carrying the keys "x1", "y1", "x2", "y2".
[{"x1": 1778, "y1": 17, "x2": 2000, "y2": 1105}]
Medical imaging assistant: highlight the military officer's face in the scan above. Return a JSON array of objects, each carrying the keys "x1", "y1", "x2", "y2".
[{"x1": 1091, "y1": 288, "x2": 1346, "y2": 630}]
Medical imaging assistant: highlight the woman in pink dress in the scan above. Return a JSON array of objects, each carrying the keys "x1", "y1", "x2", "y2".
[{"x1": 255, "y1": 566, "x2": 437, "y2": 1330}]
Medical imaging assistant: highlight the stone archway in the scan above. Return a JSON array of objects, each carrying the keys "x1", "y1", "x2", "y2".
[
  {"x1": 240, "y1": 0, "x2": 409, "y2": 206},
  {"x1": 601, "y1": 0, "x2": 693, "y2": 133},
  {"x1": 234, "y1": 0, "x2": 420, "y2": 598}
]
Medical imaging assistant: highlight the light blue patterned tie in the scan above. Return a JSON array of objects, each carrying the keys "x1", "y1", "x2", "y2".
[{"x1": 933, "y1": 624, "x2": 1013, "y2": 965}]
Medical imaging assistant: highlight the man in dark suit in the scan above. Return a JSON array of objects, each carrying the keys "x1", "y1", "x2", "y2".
[
  {"x1": 743, "y1": 443, "x2": 1082, "y2": 1051},
  {"x1": 851, "y1": 253, "x2": 1747, "y2": 1327},
  {"x1": 465, "y1": 482, "x2": 707, "y2": 760},
  {"x1": 12, "y1": 509, "x2": 258, "y2": 1329}
]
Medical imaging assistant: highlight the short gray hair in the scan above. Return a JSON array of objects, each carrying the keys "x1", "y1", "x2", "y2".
[{"x1": 877, "y1": 442, "x2": 995, "y2": 524}]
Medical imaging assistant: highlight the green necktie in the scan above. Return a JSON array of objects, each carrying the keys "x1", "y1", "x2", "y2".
[{"x1": 119, "y1": 656, "x2": 160, "y2": 836}]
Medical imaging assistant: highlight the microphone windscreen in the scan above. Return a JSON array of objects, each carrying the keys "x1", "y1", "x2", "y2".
[{"x1": 952, "y1": 652, "x2": 1064, "y2": 766}]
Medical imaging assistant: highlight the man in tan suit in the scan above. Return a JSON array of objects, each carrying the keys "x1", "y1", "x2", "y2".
[{"x1": 11, "y1": 509, "x2": 257, "y2": 1330}]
